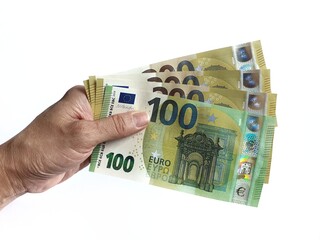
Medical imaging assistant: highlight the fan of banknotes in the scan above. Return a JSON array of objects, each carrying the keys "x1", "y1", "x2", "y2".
[{"x1": 83, "y1": 40, "x2": 277, "y2": 207}]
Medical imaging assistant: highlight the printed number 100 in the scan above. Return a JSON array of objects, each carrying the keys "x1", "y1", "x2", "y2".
[
  {"x1": 148, "y1": 97, "x2": 197, "y2": 129},
  {"x1": 106, "y1": 152, "x2": 134, "y2": 173}
]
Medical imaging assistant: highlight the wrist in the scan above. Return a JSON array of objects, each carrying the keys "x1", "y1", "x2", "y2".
[{"x1": 0, "y1": 140, "x2": 26, "y2": 210}]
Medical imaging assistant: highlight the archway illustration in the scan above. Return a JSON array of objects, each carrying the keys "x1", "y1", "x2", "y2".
[{"x1": 169, "y1": 130, "x2": 223, "y2": 192}]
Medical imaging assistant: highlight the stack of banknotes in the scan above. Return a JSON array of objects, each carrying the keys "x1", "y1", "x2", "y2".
[{"x1": 83, "y1": 40, "x2": 277, "y2": 207}]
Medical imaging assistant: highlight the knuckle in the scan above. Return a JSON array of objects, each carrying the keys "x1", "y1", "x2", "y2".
[
  {"x1": 68, "y1": 121, "x2": 86, "y2": 137},
  {"x1": 67, "y1": 121, "x2": 91, "y2": 146}
]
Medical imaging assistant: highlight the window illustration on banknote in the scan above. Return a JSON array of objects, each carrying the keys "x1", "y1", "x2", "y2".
[{"x1": 168, "y1": 123, "x2": 236, "y2": 192}]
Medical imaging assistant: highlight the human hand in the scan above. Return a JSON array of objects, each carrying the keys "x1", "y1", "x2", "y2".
[{"x1": 0, "y1": 85, "x2": 149, "y2": 209}]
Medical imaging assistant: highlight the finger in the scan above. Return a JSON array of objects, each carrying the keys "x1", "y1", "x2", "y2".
[
  {"x1": 62, "y1": 85, "x2": 87, "y2": 100},
  {"x1": 86, "y1": 111, "x2": 149, "y2": 147},
  {"x1": 61, "y1": 85, "x2": 93, "y2": 120}
]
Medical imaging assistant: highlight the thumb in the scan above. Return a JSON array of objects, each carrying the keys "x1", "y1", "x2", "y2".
[{"x1": 86, "y1": 111, "x2": 149, "y2": 146}]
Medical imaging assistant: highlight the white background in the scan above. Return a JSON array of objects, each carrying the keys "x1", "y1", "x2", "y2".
[{"x1": 0, "y1": 0, "x2": 319, "y2": 239}]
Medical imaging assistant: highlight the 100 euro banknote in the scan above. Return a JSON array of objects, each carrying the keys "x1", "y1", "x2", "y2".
[
  {"x1": 106, "y1": 69, "x2": 271, "y2": 93},
  {"x1": 89, "y1": 69, "x2": 273, "y2": 120},
  {"x1": 88, "y1": 69, "x2": 271, "y2": 120},
  {"x1": 121, "y1": 40, "x2": 265, "y2": 74},
  {"x1": 89, "y1": 85, "x2": 276, "y2": 206},
  {"x1": 84, "y1": 70, "x2": 272, "y2": 120},
  {"x1": 90, "y1": 77, "x2": 277, "y2": 183}
]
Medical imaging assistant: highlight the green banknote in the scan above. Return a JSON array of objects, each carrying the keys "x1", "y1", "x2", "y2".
[
  {"x1": 121, "y1": 40, "x2": 266, "y2": 74},
  {"x1": 85, "y1": 73, "x2": 277, "y2": 183},
  {"x1": 99, "y1": 78, "x2": 277, "y2": 183},
  {"x1": 89, "y1": 86, "x2": 276, "y2": 207},
  {"x1": 84, "y1": 74, "x2": 277, "y2": 183}
]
